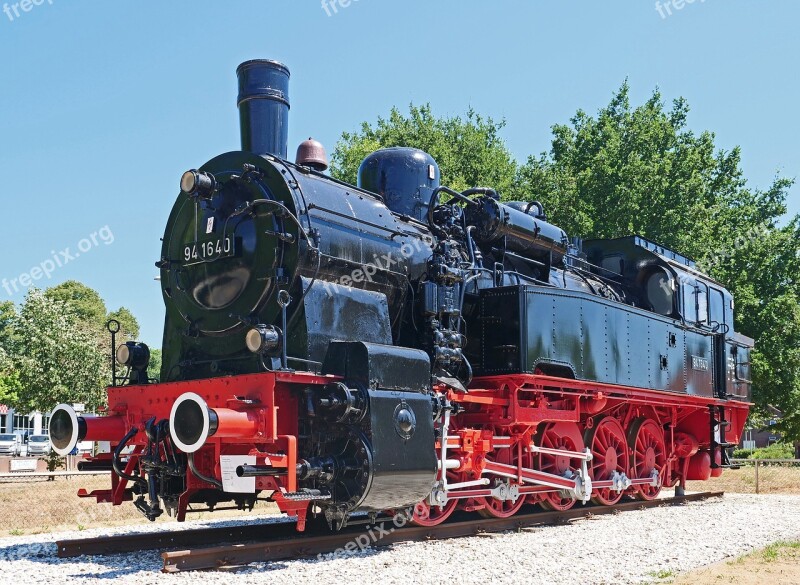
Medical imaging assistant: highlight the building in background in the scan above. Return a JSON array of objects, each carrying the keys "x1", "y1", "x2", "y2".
[
  {"x1": 0, "y1": 405, "x2": 47, "y2": 437},
  {"x1": 739, "y1": 405, "x2": 784, "y2": 450}
]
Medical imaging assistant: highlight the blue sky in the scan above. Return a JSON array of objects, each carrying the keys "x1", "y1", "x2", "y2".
[{"x1": 1, "y1": 1, "x2": 798, "y2": 347}]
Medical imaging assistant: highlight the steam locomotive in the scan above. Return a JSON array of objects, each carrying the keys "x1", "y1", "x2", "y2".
[{"x1": 49, "y1": 60, "x2": 752, "y2": 531}]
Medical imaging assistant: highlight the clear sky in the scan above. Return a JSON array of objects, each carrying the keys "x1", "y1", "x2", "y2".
[{"x1": 1, "y1": 0, "x2": 798, "y2": 347}]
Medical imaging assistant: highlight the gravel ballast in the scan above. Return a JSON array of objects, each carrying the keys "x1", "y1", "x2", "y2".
[{"x1": 1, "y1": 493, "x2": 799, "y2": 585}]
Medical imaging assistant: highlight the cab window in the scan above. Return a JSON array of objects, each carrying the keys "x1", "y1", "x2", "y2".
[
  {"x1": 682, "y1": 278, "x2": 709, "y2": 325},
  {"x1": 696, "y1": 282, "x2": 708, "y2": 324},
  {"x1": 709, "y1": 288, "x2": 726, "y2": 329}
]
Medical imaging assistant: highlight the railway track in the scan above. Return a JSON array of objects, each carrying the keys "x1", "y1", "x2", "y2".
[{"x1": 55, "y1": 491, "x2": 723, "y2": 572}]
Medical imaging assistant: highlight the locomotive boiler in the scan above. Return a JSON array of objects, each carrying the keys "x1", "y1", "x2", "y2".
[{"x1": 49, "y1": 60, "x2": 752, "y2": 530}]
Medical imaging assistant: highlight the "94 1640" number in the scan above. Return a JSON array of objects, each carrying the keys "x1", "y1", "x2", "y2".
[{"x1": 184, "y1": 236, "x2": 234, "y2": 264}]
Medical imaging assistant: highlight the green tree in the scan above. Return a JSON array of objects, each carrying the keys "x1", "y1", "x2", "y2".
[
  {"x1": 107, "y1": 307, "x2": 140, "y2": 340},
  {"x1": 519, "y1": 83, "x2": 800, "y2": 439},
  {"x1": 331, "y1": 104, "x2": 519, "y2": 194},
  {"x1": 44, "y1": 281, "x2": 108, "y2": 329},
  {"x1": 147, "y1": 348, "x2": 162, "y2": 382},
  {"x1": 11, "y1": 290, "x2": 109, "y2": 413},
  {"x1": 0, "y1": 302, "x2": 20, "y2": 405},
  {"x1": 0, "y1": 348, "x2": 21, "y2": 405},
  {"x1": 0, "y1": 300, "x2": 17, "y2": 348}
]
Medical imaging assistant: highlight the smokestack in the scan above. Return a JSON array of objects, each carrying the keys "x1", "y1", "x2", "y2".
[{"x1": 236, "y1": 59, "x2": 290, "y2": 159}]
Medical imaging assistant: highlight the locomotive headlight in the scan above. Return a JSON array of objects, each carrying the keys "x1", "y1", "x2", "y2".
[
  {"x1": 246, "y1": 325, "x2": 281, "y2": 354},
  {"x1": 116, "y1": 342, "x2": 151, "y2": 369},
  {"x1": 180, "y1": 169, "x2": 216, "y2": 199}
]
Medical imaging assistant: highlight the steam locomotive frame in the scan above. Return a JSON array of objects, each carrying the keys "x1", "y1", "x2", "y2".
[{"x1": 49, "y1": 60, "x2": 752, "y2": 531}]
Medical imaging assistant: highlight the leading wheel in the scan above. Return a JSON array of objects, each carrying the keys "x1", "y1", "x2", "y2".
[
  {"x1": 537, "y1": 422, "x2": 585, "y2": 511},
  {"x1": 628, "y1": 418, "x2": 666, "y2": 501},
  {"x1": 584, "y1": 416, "x2": 628, "y2": 506}
]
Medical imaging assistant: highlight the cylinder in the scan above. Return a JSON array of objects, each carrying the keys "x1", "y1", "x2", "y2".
[{"x1": 237, "y1": 59, "x2": 290, "y2": 159}]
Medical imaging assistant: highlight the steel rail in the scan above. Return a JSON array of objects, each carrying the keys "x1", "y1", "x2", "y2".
[
  {"x1": 55, "y1": 492, "x2": 722, "y2": 569},
  {"x1": 159, "y1": 491, "x2": 723, "y2": 572},
  {"x1": 56, "y1": 516, "x2": 329, "y2": 558}
]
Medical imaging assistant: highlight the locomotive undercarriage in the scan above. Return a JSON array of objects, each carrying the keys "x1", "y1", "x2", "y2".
[{"x1": 60, "y1": 369, "x2": 747, "y2": 531}]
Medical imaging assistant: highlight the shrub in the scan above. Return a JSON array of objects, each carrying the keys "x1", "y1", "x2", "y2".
[
  {"x1": 39, "y1": 449, "x2": 65, "y2": 480},
  {"x1": 749, "y1": 443, "x2": 795, "y2": 460}
]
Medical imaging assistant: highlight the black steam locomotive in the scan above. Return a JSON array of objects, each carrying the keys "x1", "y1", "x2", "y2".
[{"x1": 52, "y1": 60, "x2": 751, "y2": 529}]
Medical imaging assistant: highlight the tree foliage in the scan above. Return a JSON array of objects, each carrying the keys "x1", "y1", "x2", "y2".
[
  {"x1": 331, "y1": 104, "x2": 519, "y2": 194},
  {"x1": 44, "y1": 281, "x2": 108, "y2": 328},
  {"x1": 0, "y1": 302, "x2": 21, "y2": 405},
  {"x1": 9, "y1": 290, "x2": 110, "y2": 413},
  {"x1": 107, "y1": 307, "x2": 140, "y2": 340},
  {"x1": 147, "y1": 348, "x2": 162, "y2": 382},
  {"x1": 0, "y1": 301, "x2": 17, "y2": 348},
  {"x1": 332, "y1": 86, "x2": 800, "y2": 439},
  {"x1": 0, "y1": 347, "x2": 21, "y2": 405},
  {"x1": 1, "y1": 283, "x2": 154, "y2": 414}
]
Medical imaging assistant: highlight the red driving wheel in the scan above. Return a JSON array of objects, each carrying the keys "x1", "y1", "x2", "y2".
[
  {"x1": 627, "y1": 418, "x2": 666, "y2": 501},
  {"x1": 537, "y1": 422, "x2": 585, "y2": 511},
  {"x1": 584, "y1": 416, "x2": 628, "y2": 506},
  {"x1": 478, "y1": 438, "x2": 530, "y2": 518}
]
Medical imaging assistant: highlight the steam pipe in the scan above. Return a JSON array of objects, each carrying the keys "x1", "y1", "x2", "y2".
[{"x1": 188, "y1": 452, "x2": 223, "y2": 489}]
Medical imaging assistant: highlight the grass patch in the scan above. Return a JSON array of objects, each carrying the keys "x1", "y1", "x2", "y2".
[
  {"x1": 648, "y1": 569, "x2": 675, "y2": 580},
  {"x1": 763, "y1": 541, "x2": 800, "y2": 562},
  {"x1": 0, "y1": 475, "x2": 281, "y2": 534}
]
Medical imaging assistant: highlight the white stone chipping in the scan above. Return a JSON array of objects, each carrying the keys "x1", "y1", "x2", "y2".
[{"x1": 1, "y1": 493, "x2": 799, "y2": 585}]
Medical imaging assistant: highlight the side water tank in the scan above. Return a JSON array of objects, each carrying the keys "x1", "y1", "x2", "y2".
[{"x1": 358, "y1": 148, "x2": 440, "y2": 223}]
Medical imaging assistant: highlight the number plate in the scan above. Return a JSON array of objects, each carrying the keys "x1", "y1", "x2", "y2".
[{"x1": 183, "y1": 236, "x2": 235, "y2": 265}]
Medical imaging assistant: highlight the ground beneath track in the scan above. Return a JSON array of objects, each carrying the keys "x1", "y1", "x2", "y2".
[
  {"x1": 666, "y1": 541, "x2": 800, "y2": 585},
  {"x1": 1, "y1": 493, "x2": 799, "y2": 584}
]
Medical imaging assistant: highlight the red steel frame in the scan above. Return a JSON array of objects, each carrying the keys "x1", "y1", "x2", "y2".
[{"x1": 76, "y1": 370, "x2": 749, "y2": 528}]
